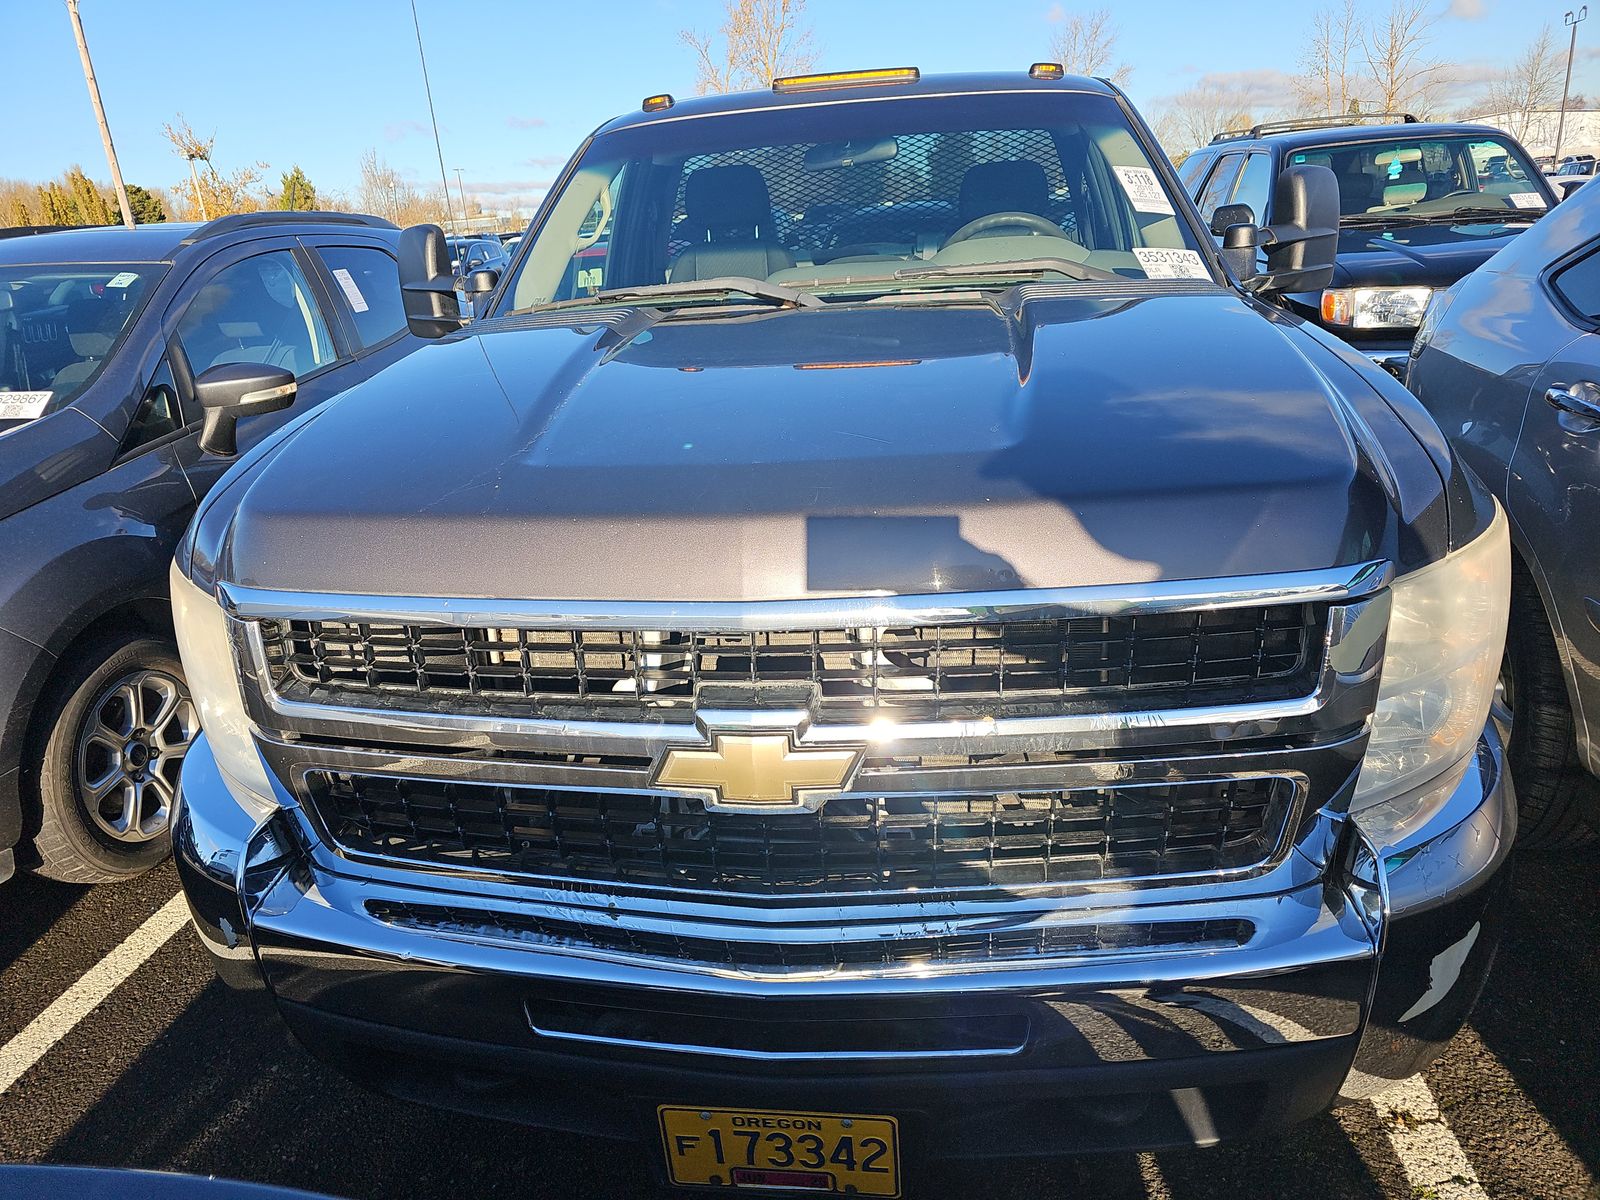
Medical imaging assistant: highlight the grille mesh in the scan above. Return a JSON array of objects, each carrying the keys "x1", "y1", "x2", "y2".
[
  {"x1": 366, "y1": 899, "x2": 1253, "y2": 973},
  {"x1": 308, "y1": 772, "x2": 1296, "y2": 895},
  {"x1": 260, "y1": 604, "x2": 1322, "y2": 720}
]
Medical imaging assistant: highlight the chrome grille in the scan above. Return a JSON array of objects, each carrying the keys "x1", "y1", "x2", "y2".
[
  {"x1": 259, "y1": 603, "x2": 1323, "y2": 720},
  {"x1": 306, "y1": 772, "x2": 1298, "y2": 895},
  {"x1": 366, "y1": 900, "x2": 1253, "y2": 974}
]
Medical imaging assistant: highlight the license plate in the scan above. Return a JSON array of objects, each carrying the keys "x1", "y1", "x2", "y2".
[{"x1": 658, "y1": 1106, "x2": 901, "y2": 1196}]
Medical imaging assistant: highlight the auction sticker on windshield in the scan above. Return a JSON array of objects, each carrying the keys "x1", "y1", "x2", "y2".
[
  {"x1": 1510, "y1": 192, "x2": 1545, "y2": 208},
  {"x1": 659, "y1": 1106, "x2": 900, "y2": 1196},
  {"x1": 0, "y1": 391, "x2": 52, "y2": 421},
  {"x1": 1113, "y1": 165, "x2": 1175, "y2": 214},
  {"x1": 1133, "y1": 247, "x2": 1209, "y2": 279}
]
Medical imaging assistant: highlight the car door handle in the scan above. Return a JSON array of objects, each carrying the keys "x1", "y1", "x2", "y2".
[{"x1": 1545, "y1": 383, "x2": 1600, "y2": 422}]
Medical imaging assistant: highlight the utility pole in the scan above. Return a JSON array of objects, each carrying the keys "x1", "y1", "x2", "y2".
[
  {"x1": 409, "y1": 0, "x2": 459, "y2": 231},
  {"x1": 64, "y1": 0, "x2": 135, "y2": 228},
  {"x1": 1556, "y1": 7, "x2": 1589, "y2": 165},
  {"x1": 454, "y1": 167, "x2": 470, "y2": 230}
]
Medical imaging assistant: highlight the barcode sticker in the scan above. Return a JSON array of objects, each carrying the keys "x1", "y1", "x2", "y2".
[
  {"x1": 1509, "y1": 192, "x2": 1546, "y2": 209},
  {"x1": 1114, "y1": 165, "x2": 1175, "y2": 215},
  {"x1": 1133, "y1": 247, "x2": 1210, "y2": 279},
  {"x1": 331, "y1": 267, "x2": 369, "y2": 313},
  {"x1": 0, "y1": 391, "x2": 52, "y2": 421}
]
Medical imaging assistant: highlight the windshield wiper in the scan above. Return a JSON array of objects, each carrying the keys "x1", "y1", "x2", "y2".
[
  {"x1": 529, "y1": 277, "x2": 822, "y2": 314},
  {"x1": 1342, "y1": 205, "x2": 1546, "y2": 230},
  {"x1": 888, "y1": 257, "x2": 1125, "y2": 284}
]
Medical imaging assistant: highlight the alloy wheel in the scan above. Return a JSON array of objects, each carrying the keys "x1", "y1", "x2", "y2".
[{"x1": 75, "y1": 669, "x2": 198, "y2": 843}]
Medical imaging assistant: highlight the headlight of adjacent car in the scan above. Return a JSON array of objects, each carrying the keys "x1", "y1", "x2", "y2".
[
  {"x1": 1321, "y1": 286, "x2": 1435, "y2": 330},
  {"x1": 1351, "y1": 504, "x2": 1510, "y2": 811},
  {"x1": 169, "y1": 560, "x2": 278, "y2": 820}
]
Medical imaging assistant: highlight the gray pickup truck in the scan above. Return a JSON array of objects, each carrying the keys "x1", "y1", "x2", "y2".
[{"x1": 170, "y1": 69, "x2": 1513, "y2": 1192}]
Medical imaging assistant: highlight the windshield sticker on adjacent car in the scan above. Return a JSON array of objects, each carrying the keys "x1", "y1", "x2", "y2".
[
  {"x1": 0, "y1": 391, "x2": 52, "y2": 421},
  {"x1": 1133, "y1": 247, "x2": 1209, "y2": 279},
  {"x1": 331, "y1": 268, "x2": 370, "y2": 313},
  {"x1": 1113, "y1": 165, "x2": 1175, "y2": 215},
  {"x1": 1509, "y1": 192, "x2": 1545, "y2": 209},
  {"x1": 105, "y1": 271, "x2": 140, "y2": 288}
]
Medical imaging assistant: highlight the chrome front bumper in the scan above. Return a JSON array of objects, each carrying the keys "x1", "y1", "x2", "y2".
[{"x1": 174, "y1": 718, "x2": 1512, "y2": 1155}]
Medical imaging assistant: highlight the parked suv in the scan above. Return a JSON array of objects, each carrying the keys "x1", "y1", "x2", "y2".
[
  {"x1": 1179, "y1": 115, "x2": 1555, "y2": 375},
  {"x1": 0, "y1": 212, "x2": 418, "y2": 884},
  {"x1": 173, "y1": 71, "x2": 1513, "y2": 1188},
  {"x1": 1409, "y1": 176, "x2": 1600, "y2": 846}
]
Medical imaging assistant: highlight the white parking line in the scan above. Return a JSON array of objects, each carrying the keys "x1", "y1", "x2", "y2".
[
  {"x1": 1370, "y1": 1074, "x2": 1488, "y2": 1199},
  {"x1": 0, "y1": 891, "x2": 189, "y2": 1095}
]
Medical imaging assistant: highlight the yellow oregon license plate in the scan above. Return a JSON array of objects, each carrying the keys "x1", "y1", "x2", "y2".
[{"x1": 658, "y1": 1106, "x2": 901, "y2": 1196}]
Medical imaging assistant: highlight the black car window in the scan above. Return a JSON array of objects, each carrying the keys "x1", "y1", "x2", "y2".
[
  {"x1": 177, "y1": 251, "x2": 335, "y2": 378},
  {"x1": 121, "y1": 357, "x2": 182, "y2": 454},
  {"x1": 315, "y1": 246, "x2": 407, "y2": 348},
  {"x1": 1552, "y1": 243, "x2": 1600, "y2": 322},
  {"x1": 1195, "y1": 154, "x2": 1244, "y2": 223},
  {"x1": 1177, "y1": 152, "x2": 1214, "y2": 194},
  {"x1": 1230, "y1": 153, "x2": 1273, "y2": 224}
]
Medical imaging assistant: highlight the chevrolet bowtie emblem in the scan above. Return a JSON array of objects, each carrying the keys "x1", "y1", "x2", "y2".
[{"x1": 653, "y1": 732, "x2": 862, "y2": 812}]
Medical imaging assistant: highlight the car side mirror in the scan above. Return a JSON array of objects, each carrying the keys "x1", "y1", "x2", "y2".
[
  {"x1": 398, "y1": 223, "x2": 465, "y2": 339},
  {"x1": 461, "y1": 268, "x2": 500, "y2": 302},
  {"x1": 1555, "y1": 178, "x2": 1586, "y2": 201},
  {"x1": 1251, "y1": 164, "x2": 1339, "y2": 295},
  {"x1": 1210, "y1": 203, "x2": 1255, "y2": 237},
  {"x1": 195, "y1": 363, "x2": 296, "y2": 458}
]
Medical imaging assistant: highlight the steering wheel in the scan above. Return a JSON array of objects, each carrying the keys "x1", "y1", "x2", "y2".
[{"x1": 943, "y1": 211, "x2": 1064, "y2": 246}]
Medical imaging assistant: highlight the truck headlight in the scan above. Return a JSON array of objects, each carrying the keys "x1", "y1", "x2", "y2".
[
  {"x1": 1321, "y1": 286, "x2": 1434, "y2": 330},
  {"x1": 1352, "y1": 505, "x2": 1510, "y2": 810},
  {"x1": 170, "y1": 561, "x2": 278, "y2": 820}
]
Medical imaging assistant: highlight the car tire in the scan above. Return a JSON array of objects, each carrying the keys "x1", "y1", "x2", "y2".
[
  {"x1": 1502, "y1": 569, "x2": 1598, "y2": 850},
  {"x1": 26, "y1": 633, "x2": 198, "y2": 884}
]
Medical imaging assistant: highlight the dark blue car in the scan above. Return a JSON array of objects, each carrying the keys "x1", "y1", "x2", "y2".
[{"x1": 0, "y1": 212, "x2": 421, "y2": 883}]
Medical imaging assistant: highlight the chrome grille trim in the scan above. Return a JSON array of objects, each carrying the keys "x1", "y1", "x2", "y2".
[{"x1": 218, "y1": 561, "x2": 1391, "y2": 630}]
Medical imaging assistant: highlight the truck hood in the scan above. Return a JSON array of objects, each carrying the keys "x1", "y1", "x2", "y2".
[
  {"x1": 1329, "y1": 220, "x2": 1531, "y2": 289},
  {"x1": 221, "y1": 287, "x2": 1426, "y2": 602}
]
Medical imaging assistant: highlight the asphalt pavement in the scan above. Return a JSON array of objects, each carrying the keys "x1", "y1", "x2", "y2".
[{"x1": 0, "y1": 851, "x2": 1595, "y2": 1200}]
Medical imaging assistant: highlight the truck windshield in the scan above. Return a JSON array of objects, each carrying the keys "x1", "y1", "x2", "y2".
[
  {"x1": 1289, "y1": 134, "x2": 1549, "y2": 222},
  {"x1": 0, "y1": 263, "x2": 164, "y2": 434},
  {"x1": 503, "y1": 90, "x2": 1213, "y2": 312}
]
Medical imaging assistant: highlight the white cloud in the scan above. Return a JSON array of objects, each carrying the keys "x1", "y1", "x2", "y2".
[
  {"x1": 506, "y1": 115, "x2": 548, "y2": 130},
  {"x1": 1447, "y1": 0, "x2": 1487, "y2": 18}
]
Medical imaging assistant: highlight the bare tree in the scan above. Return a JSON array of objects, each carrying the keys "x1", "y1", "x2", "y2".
[
  {"x1": 1295, "y1": 0, "x2": 1362, "y2": 115},
  {"x1": 1476, "y1": 26, "x2": 1564, "y2": 142},
  {"x1": 356, "y1": 149, "x2": 449, "y2": 227},
  {"x1": 1155, "y1": 83, "x2": 1259, "y2": 159},
  {"x1": 680, "y1": 0, "x2": 818, "y2": 95},
  {"x1": 161, "y1": 115, "x2": 264, "y2": 219},
  {"x1": 1048, "y1": 8, "x2": 1130, "y2": 85},
  {"x1": 1361, "y1": 0, "x2": 1441, "y2": 117}
]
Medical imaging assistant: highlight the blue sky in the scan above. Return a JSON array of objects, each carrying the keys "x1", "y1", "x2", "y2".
[{"x1": 9, "y1": 0, "x2": 1599, "y2": 214}]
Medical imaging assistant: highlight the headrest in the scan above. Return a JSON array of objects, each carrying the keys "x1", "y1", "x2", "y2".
[
  {"x1": 683, "y1": 165, "x2": 773, "y2": 230},
  {"x1": 959, "y1": 160, "x2": 1049, "y2": 223},
  {"x1": 68, "y1": 331, "x2": 113, "y2": 358},
  {"x1": 1375, "y1": 147, "x2": 1423, "y2": 167},
  {"x1": 1381, "y1": 181, "x2": 1427, "y2": 207}
]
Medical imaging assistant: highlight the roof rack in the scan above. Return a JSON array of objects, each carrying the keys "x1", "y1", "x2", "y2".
[
  {"x1": 179, "y1": 210, "x2": 397, "y2": 246},
  {"x1": 1210, "y1": 112, "x2": 1419, "y2": 144},
  {"x1": 0, "y1": 225, "x2": 74, "y2": 240}
]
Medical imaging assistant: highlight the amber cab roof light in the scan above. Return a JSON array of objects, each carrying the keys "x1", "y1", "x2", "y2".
[
  {"x1": 1029, "y1": 62, "x2": 1065, "y2": 80},
  {"x1": 772, "y1": 67, "x2": 920, "y2": 93},
  {"x1": 642, "y1": 93, "x2": 675, "y2": 112}
]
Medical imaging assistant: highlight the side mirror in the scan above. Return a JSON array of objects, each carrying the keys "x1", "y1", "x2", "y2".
[
  {"x1": 195, "y1": 363, "x2": 296, "y2": 458},
  {"x1": 1210, "y1": 203, "x2": 1255, "y2": 237},
  {"x1": 461, "y1": 268, "x2": 500, "y2": 301},
  {"x1": 1555, "y1": 178, "x2": 1586, "y2": 201},
  {"x1": 398, "y1": 223, "x2": 465, "y2": 339},
  {"x1": 1253, "y1": 164, "x2": 1338, "y2": 295}
]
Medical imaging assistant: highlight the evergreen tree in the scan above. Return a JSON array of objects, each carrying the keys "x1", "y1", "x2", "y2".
[{"x1": 275, "y1": 165, "x2": 317, "y2": 211}]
